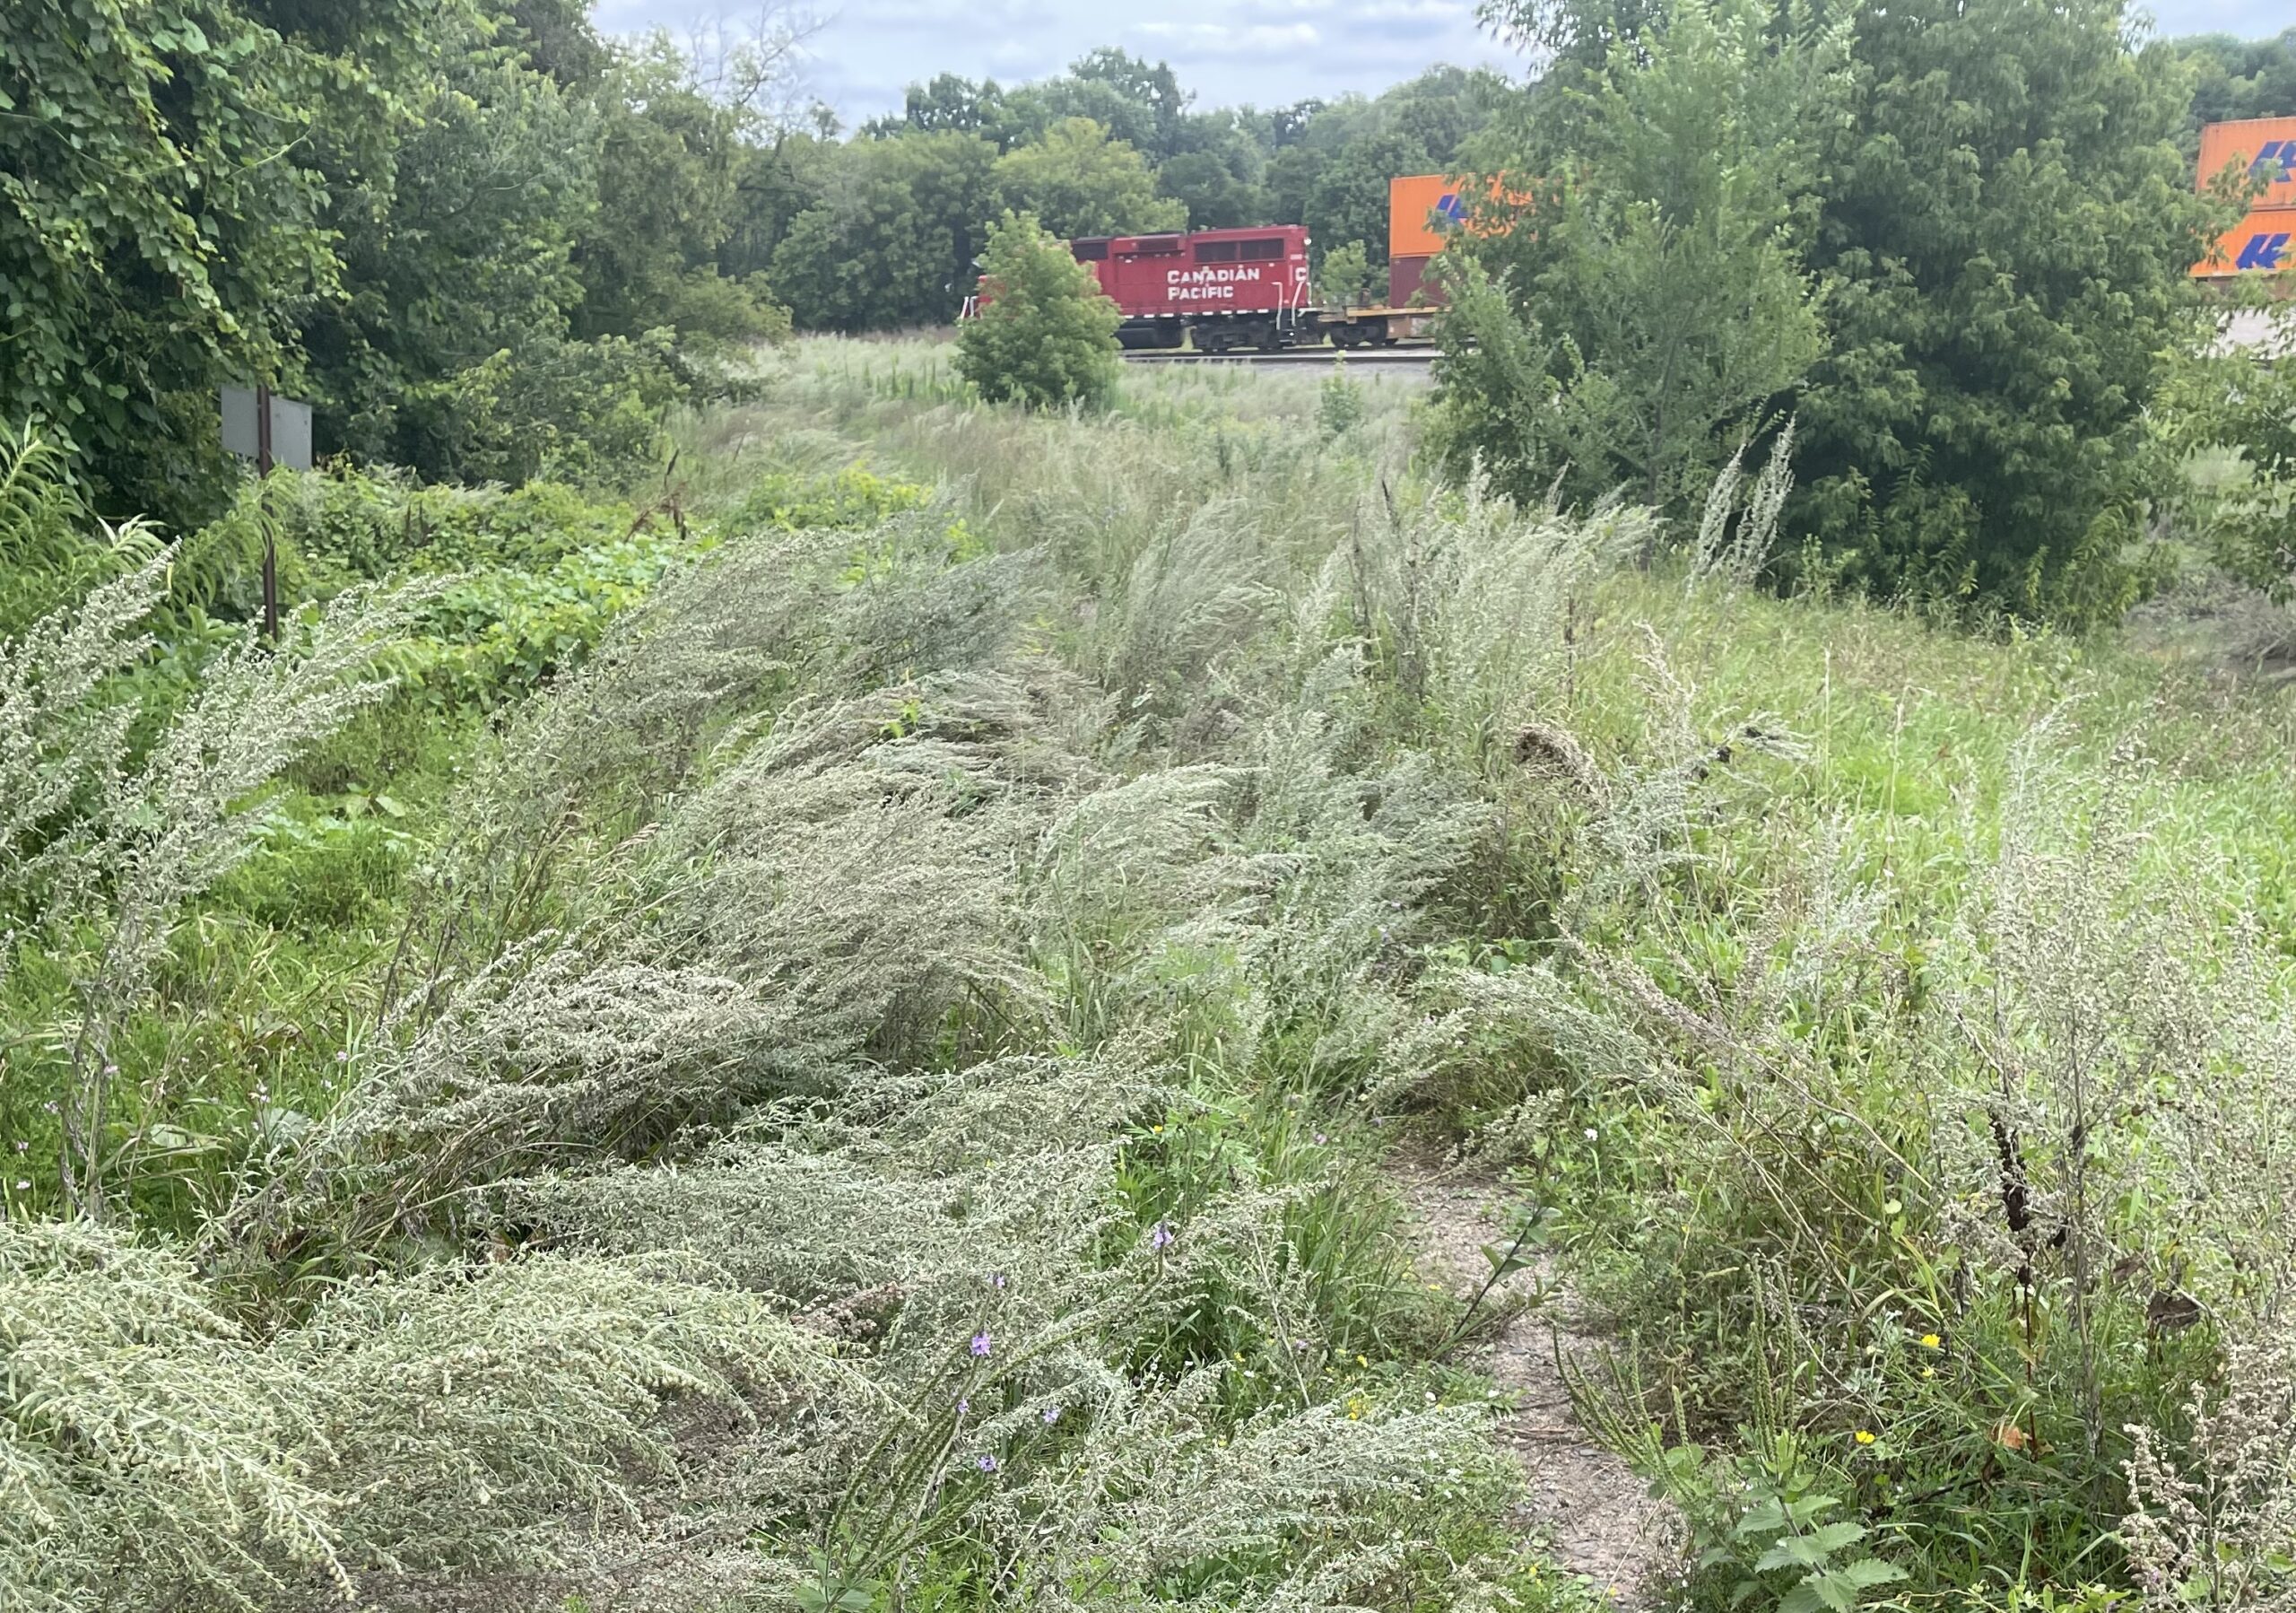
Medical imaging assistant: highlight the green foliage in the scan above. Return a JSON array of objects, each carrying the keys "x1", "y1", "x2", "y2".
[
  {"x1": 1313, "y1": 240, "x2": 1379, "y2": 309},
  {"x1": 1445, "y1": 0, "x2": 1839, "y2": 514},
  {"x1": 2170, "y1": 27, "x2": 2296, "y2": 135},
  {"x1": 1159, "y1": 116, "x2": 1273, "y2": 229},
  {"x1": 1422, "y1": 261, "x2": 1582, "y2": 507},
  {"x1": 1657, "y1": 1434, "x2": 1907, "y2": 1613},
  {"x1": 2147, "y1": 295, "x2": 2296, "y2": 593},
  {"x1": 772, "y1": 134, "x2": 1000, "y2": 331},
  {"x1": 1318, "y1": 362, "x2": 1368, "y2": 438},
  {"x1": 4, "y1": 4, "x2": 794, "y2": 525},
  {"x1": 0, "y1": 427, "x2": 164, "y2": 636},
  {"x1": 1786, "y1": 0, "x2": 2219, "y2": 620},
  {"x1": 392, "y1": 329, "x2": 686, "y2": 488},
  {"x1": 571, "y1": 35, "x2": 792, "y2": 352},
  {"x1": 992, "y1": 118, "x2": 1187, "y2": 240},
  {"x1": 0, "y1": 1, "x2": 349, "y2": 525},
  {"x1": 956, "y1": 214, "x2": 1123, "y2": 409}
]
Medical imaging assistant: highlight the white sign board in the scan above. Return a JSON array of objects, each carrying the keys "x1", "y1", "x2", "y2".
[{"x1": 220, "y1": 387, "x2": 314, "y2": 471}]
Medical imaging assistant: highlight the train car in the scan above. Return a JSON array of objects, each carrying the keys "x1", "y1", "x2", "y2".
[
  {"x1": 2193, "y1": 117, "x2": 2296, "y2": 279},
  {"x1": 1070, "y1": 226, "x2": 1315, "y2": 351}
]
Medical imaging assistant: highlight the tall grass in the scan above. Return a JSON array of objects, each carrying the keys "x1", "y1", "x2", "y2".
[{"x1": 9, "y1": 336, "x2": 2296, "y2": 1610}]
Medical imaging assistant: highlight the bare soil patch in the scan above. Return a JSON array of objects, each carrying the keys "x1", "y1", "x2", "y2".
[{"x1": 1396, "y1": 1159, "x2": 1678, "y2": 1608}]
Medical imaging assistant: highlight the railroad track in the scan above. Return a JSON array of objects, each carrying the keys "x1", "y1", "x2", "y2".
[{"x1": 1121, "y1": 346, "x2": 1436, "y2": 369}]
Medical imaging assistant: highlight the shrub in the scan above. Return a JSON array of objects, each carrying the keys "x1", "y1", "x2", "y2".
[
  {"x1": 1314, "y1": 240, "x2": 1378, "y2": 309},
  {"x1": 955, "y1": 211, "x2": 1122, "y2": 410}
]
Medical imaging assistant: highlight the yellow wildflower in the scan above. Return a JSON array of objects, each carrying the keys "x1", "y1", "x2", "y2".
[
  {"x1": 1854, "y1": 1430, "x2": 1877, "y2": 1446},
  {"x1": 1920, "y1": 1333, "x2": 1942, "y2": 1350}
]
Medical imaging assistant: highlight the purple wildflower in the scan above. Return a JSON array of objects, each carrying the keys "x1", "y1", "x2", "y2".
[
  {"x1": 1313, "y1": 1132, "x2": 1326, "y2": 1145},
  {"x1": 1150, "y1": 1222, "x2": 1174, "y2": 1251},
  {"x1": 970, "y1": 1330, "x2": 992, "y2": 1358},
  {"x1": 991, "y1": 1272, "x2": 1006, "y2": 1290},
  {"x1": 976, "y1": 1453, "x2": 998, "y2": 1472},
  {"x1": 1041, "y1": 1405, "x2": 1060, "y2": 1425},
  {"x1": 957, "y1": 1397, "x2": 970, "y2": 1414}
]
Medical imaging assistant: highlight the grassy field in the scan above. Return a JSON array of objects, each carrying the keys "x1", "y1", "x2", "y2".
[{"x1": 8, "y1": 336, "x2": 2296, "y2": 1612}]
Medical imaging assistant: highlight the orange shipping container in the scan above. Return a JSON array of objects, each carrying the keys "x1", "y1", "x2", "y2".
[
  {"x1": 2192, "y1": 118, "x2": 2296, "y2": 279},
  {"x1": 2196, "y1": 214, "x2": 2295, "y2": 277},
  {"x1": 2197, "y1": 117, "x2": 2296, "y2": 206},
  {"x1": 1389, "y1": 174, "x2": 1472, "y2": 260}
]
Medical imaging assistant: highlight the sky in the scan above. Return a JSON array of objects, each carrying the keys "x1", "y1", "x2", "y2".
[{"x1": 591, "y1": 0, "x2": 2293, "y2": 126}]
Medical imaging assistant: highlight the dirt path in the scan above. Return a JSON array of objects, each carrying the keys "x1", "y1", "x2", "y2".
[{"x1": 1398, "y1": 1160, "x2": 1677, "y2": 1607}]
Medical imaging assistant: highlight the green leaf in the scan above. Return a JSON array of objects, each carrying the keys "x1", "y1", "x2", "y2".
[
  {"x1": 1805, "y1": 1521, "x2": 1868, "y2": 1555},
  {"x1": 1735, "y1": 1498, "x2": 1788, "y2": 1536},
  {"x1": 1755, "y1": 1537, "x2": 1828, "y2": 1572},
  {"x1": 1838, "y1": 1558, "x2": 1908, "y2": 1590},
  {"x1": 1481, "y1": 1239, "x2": 1535, "y2": 1277},
  {"x1": 1784, "y1": 1492, "x2": 1840, "y2": 1526},
  {"x1": 1804, "y1": 1570, "x2": 1859, "y2": 1613}
]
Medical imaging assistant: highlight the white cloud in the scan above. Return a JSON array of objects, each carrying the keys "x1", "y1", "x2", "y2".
[
  {"x1": 596, "y1": 0, "x2": 2279, "y2": 126},
  {"x1": 1345, "y1": 0, "x2": 1473, "y2": 20},
  {"x1": 1129, "y1": 21, "x2": 1323, "y2": 54}
]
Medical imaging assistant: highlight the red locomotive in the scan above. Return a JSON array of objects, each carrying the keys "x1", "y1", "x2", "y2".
[
  {"x1": 1069, "y1": 226, "x2": 1313, "y2": 352},
  {"x1": 965, "y1": 189, "x2": 1461, "y2": 351}
]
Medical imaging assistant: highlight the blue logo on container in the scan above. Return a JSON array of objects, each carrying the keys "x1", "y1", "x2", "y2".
[
  {"x1": 2251, "y1": 140, "x2": 2293, "y2": 183},
  {"x1": 2235, "y1": 231, "x2": 2291, "y2": 271},
  {"x1": 1434, "y1": 192, "x2": 1465, "y2": 228}
]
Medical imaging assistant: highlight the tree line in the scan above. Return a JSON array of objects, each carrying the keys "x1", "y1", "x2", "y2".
[
  {"x1": 1, "y1": 3, "x2": 1504, "y2": 533},
  {"x1": 4, "y1": 1, "x2": 2292, "y2": 618}
]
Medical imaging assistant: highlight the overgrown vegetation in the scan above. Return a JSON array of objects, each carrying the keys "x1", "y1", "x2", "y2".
[
  {"x1": 9, "y1": 2, "x2": 2296, "y2": 1608},
  {"x1": 12, "y1": 329, "x2": 2296, "y2": 1610},
  {"x1": 1440, "y1": 0, "x2": 2276, "y2": 623}
]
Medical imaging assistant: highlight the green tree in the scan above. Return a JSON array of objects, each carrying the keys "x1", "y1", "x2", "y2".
[
  {"x1": 2171, "y1": 28, "x2": 2296, "y2": 137},
  {"x1": 1315, "y1": 241, "x2": 1379, "y2": 308},
  {"x1": 1161, "y1": 113, "x2": 1272, "y2": 228},
  {"x1": 1305, "y1": 129, "x2": 1436, "y2": 266},
  {"x1": 993, "y1": 119, "x2": 1186, "y2": 240},
  {"x1": 986, "y1": 48, "x2": 1188, "y2": 161},
  {"x1": 722, "y1": 128, "x2": 841, "y2": 282},
  {"x1": 305, "y1": 13, "x2": 603, "y2": 473},
  {"x1": 1444, "y1": 0, "x2": 1839, "y2": 511},
  {"x1": 955, "y1": 212, "x2": 1121, "y2": 408},
  {"x1": 0, "y1": 3, "x2": 356, "y2": 523},
  {"x1": 571, "y1": 36, "x2": 786, "y2": 350},
  {"x1": 772, "y1": 134, "x2": 999, "y2": 330},
  {"x1": 873, "y1": 72, "x2": 1028, "y2": 146},
  {"x1": 1789, "y1": 0, "x2": 2218, "y2": 620}
]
